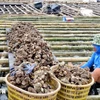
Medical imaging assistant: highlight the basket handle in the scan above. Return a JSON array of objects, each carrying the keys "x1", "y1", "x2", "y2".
[
  {"x1": 50, "y1": 61, "x2": 65, "y2": 72},
  {"x1": 50, "y1": 62, "x2": 65, "y2": 80}
]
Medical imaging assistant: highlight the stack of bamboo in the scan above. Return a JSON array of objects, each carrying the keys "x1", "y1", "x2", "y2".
[
  {"x1": 65, "y1": 3, "x2": 100, "y2": 16},
  {"x1": 0, "y1": 0, "x2": 33, "y2": 3},
  {"x1": 0, "y1": 15, "x2": 99, "y2": 63},
  {"x1": 44, "y1": 0, "x2": 83, "y2": 3},
  {"x1": 0, "y1": 34, "x2": 9, "y2": 94}
]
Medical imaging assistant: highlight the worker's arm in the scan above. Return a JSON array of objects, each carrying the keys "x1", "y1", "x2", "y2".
[{"x1": 81, "y1": 53, "x2": 95, "y2": 68}]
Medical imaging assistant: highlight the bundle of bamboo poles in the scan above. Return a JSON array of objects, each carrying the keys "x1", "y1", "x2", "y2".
[
  {"x1": 0, "y1": 15, "x2": 99, "y2": 63},
  {"x1": 44, "y1": 0, "x2": 83, "y2": 3},
  {"x1": 0, "y1": 28, "x2": 9, "y2": 94},
  {"x1": 0, "y1": 0, "x2": 33, "y2": 3}
]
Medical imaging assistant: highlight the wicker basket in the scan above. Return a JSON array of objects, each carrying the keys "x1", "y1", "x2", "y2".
[
  {"x1": 51, "y1": 65, "x2": 94, "y2": 100},
  {"x1": 5, "y1": 74, "x2": 61, "y2": 100}
]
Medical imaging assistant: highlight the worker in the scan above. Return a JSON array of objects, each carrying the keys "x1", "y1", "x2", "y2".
[
  {"x1": 81, "y1": 34, "x2": 100, "y2": 83},
  {"x1": 68, "y1": 34, "x2": 100, "y2": 95},
  {"x1": 81, "y1": 34, "x2": 100, "y2": 95}
]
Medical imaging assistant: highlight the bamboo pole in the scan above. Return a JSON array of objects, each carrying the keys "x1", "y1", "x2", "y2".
[
  {"x1": 1, "y1": 22, "x2": 100, "y2": 26},
  {"x1": 57, "y1": 57, "x2": 89, "y2": 62},
  {"x1": 35, "y1": 25, "x2": 100, "y2": 28},
  {"x1": 0, "y1": 37, "x2": 6, "y2": 40},
  {"x1": 0, "y1": 14, "x2": 49, "y2": 18},
  {"x1": 1, "y1": 25, "x2": 100, "y2": 31},
  {"x1": 3, "y1": 20, "x2": 100, "y2": 23},
  {"x1": 0, "y1": 15, "x2": 100, "y2": 20},
  {"x1": 54, "y1": 51, "x2": 92, "y2": 57},
  {"x1": 76, "y1": 16, "x2": 100, "y2": 19},
  {"x1": 0, "y1": 42, "x2": 7, "y2": 45},
  {"x1": 0, "y1": 52, "x2": 8, "y2": 57},
  {"x1": 51, "y1": 45, "x2": 93, "y2": 50},
  {"x1": 87, "y1": 96, "x2": 100, "y2": 100},
  {"x1": 0, "y1": 67, "x2": 9, "y2": 71},
  {"x1": 0, "y1": 19, "x2": 99, "y2": 23},
  {"x1": 0, "y1": 30, "x2": 5, "y2": 33},
  {"x1": 38, "y1": 28, "x2": 100, "y2": 31},
  {"x1": 0, "y1": 15, "x2": 100, "y2": 19},
  {"x1": 75, "y1": 21, "x2": 100, "y2": 23},
  {"x1": 42, "y1": 34, "x2": 94, "y2": 37},
  {"x1": 1, "y1": 27, "x2": 100, "y2": 33},
  {"x1": 0, "y1": 77, "x2": 5, "y2": 83},
  {"x1": 0, "y1": 21, "x2": 62, "y2": 24},
  {"x1": 0, "y1": 21, "x2": 100, "y2": 26},
  {"x1": 0, "y1": 18, "x2": 61, "y2": 22},
  {"x1": 3, "y1": 20, "x2": 100, "y2": 22},
  {"x1": 44, "y1": 37, "x2": 92, "y2": 41},
  {"x1": 0, "y1": 59, "x2": 9, "y2": 64},
  {"x1": 40, "y1": 30, "x2": 100, "y2": 34},
  {"x1": 0, "y1": 33, "x2": 97, "y2": 37},
  {"x1": 1, "y1": 15, "x2": 60, "y2": 19},
  {"x1": 0, "y1": 21, "x2": 99, "y2": 24},
  {"x1": 0, "y1": 25, "x2": 11, "y2": 28},
  {"x1": 75, "y1": 19, "x2": 100, "y2": 21},
  {"x1": 0, "y1": 17, "x2": 100, "y2": 23},
  {"x1": 0, "y1": 28, "x2": 6, "y2": 30},
  {"x1": 0, "y1": 23, "x2": 100, "y2": 28},
  {"x1": 0, "y1": 24, "x2": 93, "y2": 28},
  {"x1": 49, "y1": 41, "x2": 92, "y2": 45},
  {"x1": 1, "y1": 16, "x2": 100, "y2": 20},
  {"x1": 44, "y1": 36, "x2": 92, "y2": 41},
  {"x1": 0, "y1": 33, "x2": 95, "y2": 38},
  {"x1": 0, "y1": 34, "x2": 6, "y2": 37},
  {"x1": 15, "y1": 23, "x2": 100, "y2": 26},
  {"x1": 0, "y1": 46, "x2": 8, "y2": 50}
]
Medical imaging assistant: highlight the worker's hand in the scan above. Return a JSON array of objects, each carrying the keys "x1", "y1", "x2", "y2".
[{"x1": 78, "y1": 62, "x2": 86, "y2": 68}]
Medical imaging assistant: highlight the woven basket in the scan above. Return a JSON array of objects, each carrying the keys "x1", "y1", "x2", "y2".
[
  {"x1": 5, "y1": 74, "x2": 61, "y2": 100},
  {"x1": 51, "y1": 65, "x2": 94, "y2": 100}
]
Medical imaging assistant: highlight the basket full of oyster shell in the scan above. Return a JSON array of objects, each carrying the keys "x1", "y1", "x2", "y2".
[
  {"x1": 5, "y1": 62, "x2": 61, "y2": 100},
  {"x1": 51, "y1": 62, "x2": 94, "y2": 100}
]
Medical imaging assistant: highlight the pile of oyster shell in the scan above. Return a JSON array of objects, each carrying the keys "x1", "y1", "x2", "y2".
[
  {"x1": 7, "y1": 22, "x2": 58, "y2": 93},
  {"x1": 8, "y1": 65, "x2": 55, "y2": 93},
  {"x1": 7, "y1": 22, "x2": 58, "y2": 67},
  {"x1": 52, "y1": 63, "x2": 92, "y2": 85}
]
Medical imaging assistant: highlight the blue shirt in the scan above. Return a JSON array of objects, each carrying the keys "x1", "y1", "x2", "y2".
[
  {"x1": 81, "y1": 52, "x2": 100, "y2": 69},
  {"x1": 81, "y1": 44, "x2": 100, "y2": 69}
]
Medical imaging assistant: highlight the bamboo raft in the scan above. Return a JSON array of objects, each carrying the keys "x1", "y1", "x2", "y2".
[
  {"x1": 0, "y1": 3, "x2": 44, "y2": 15},
  {"x1": 0, "y1": 15, "x2": 100, "y2": 99}
]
